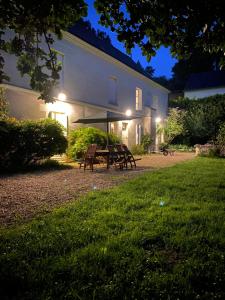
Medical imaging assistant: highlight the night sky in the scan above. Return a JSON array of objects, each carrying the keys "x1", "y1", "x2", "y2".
[{"x1": 85, "y1": 0, "x2": 177, "y2": 78}]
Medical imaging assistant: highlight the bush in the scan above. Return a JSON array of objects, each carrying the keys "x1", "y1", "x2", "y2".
[
  {"x1": 141, "y1": 134, "x2": 153, "y2": 152},
  {"x1": 169, "y1": 144, "x2": 194, "y2": 152},
  {"x1": 130, "y1": 144, "x2": 145, "y2": 155},
  {"x1": 0, "y1": 87, "x2": 8, "y2": 120},
  {"x1": 0, "y1": 118, "x2": 67, "y2": 171},
  {"x1": 217, "y1": 122, "x2": 225, "y2": 155},
  {"x1": 207, "y1": 147, "x2": 221, "y2": 157},
  {"x1": 68, "y1": 127, "x2": 121, "y2": 159}
]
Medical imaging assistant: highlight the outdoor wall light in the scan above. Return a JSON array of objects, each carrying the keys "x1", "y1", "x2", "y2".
[
  {"x1": 58, "y1": 92, "x2": 67, "y2": 101},
  {"x1": 125, "y1": 109, "x2": 132, "y2": 117},
  {"x1": 155, "y1": 117, "x2": 161, "y2": 123}
]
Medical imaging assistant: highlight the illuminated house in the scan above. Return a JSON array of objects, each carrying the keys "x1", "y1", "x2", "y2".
[{"x1": 1, "y1": 21, "x2": 169, "y2": 148}]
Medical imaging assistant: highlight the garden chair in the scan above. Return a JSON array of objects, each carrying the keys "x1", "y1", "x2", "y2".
[
  {"x1": 121, "y1": 144, "x2": 141, "y2": 169},
  {"x1": 78, "y1": 144, "x2": 100, "y2": 171}
]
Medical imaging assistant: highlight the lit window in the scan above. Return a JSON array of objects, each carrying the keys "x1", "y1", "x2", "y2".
[
  {"x1": 136, "y1": 124, "x2": 142, "y2": 145},
  {"x1": 109, "y1": 77, "x2": 117, "y2": 105},
  {"x1": 122, "y1": 122, "x2": 128, "y2": 131},
  {"x1": 110, "y1": 122, "x2": 115, "y2": 133},
  {"x1": 136, "y1": 87, "x2": 142, "y2": 110}
]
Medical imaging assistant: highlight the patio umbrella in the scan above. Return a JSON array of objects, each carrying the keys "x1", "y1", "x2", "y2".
[{"x1": 73, "y1": 111, "x2": 140, "y2": 145}]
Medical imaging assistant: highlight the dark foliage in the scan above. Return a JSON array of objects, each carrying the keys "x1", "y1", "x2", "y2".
[
  {"x1": 95, "y1": 1, "x2": 225, "y2": 68},
  {"x1": 0, "y1": 1, "x2": 87, "y2": 102},
  {"x1": 169, "y1": 95, "x2": 225, "y2": 145},
  {"x1": 0, "y1": 118, "x2": 67, "y2": 171}
]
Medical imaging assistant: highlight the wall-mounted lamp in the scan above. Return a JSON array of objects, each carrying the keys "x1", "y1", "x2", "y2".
[
  {"x1": 58, "y1": 92, "x2": 67, "y2": 101},
  {"x1": 125, "y1": 109, "x2": 132, "y2": 117},
  {"x1": 155, "y1": 117, "x2": 161, "y2": 123}
]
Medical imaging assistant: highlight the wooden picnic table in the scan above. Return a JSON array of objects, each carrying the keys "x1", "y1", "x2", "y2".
[
  {"x1": 95, "y1": 149, "x2": 110, "y2": 169},
  {"x1": 95, "y1": 149, "x2": 126, "y2": 169}
]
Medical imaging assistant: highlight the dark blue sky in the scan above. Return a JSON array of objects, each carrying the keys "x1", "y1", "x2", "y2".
[{"x1": 85, "y1": 0, "x2": 177, "y2": 78}]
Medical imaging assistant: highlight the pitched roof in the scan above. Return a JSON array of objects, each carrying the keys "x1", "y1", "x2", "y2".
[
  {"x1": 68, "y1": 21, "x2": 162, "y2": 86},
  {"x1": 185, "y1": 71, "x2": 225, "y2": 91}
]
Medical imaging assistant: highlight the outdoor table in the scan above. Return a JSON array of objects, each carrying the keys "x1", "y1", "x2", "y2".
[
  {"x1": 95, "y1": 149, "x2": 126, "y2": 169},
  {"x1": 95, "y1": 149, "x2": 110, "y2": 169}
]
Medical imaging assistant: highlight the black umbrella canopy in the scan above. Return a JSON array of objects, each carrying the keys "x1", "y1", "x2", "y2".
[
  {"x1": 73, "y1": 111, "x2": 139, "y2": 124},
  {"x1": 73, "y1": 111, "x2": 141, "y2": 145}
]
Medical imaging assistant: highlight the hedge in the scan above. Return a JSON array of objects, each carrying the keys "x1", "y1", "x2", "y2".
[{"x1": 0, "y1": 118, "x2": 67, "y2": 171}]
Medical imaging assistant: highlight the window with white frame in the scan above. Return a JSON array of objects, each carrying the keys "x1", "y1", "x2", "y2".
[
  {"x1": 136, "y1": 87, "x2": 142, "y2": 110},
  {"x1": 136, "y1": 124, "x2": 142, "y2": 145},
  {"x1": 109, "y1": 122, "x2": 115, "y2": 133},
  {"x1": 108, "y1": 76, "x2": 117, "y2": 105}
]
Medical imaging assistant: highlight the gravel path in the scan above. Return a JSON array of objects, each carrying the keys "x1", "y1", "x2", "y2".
[{"x1": 0, "y1": 152, "x2": 195, "y2": 226}]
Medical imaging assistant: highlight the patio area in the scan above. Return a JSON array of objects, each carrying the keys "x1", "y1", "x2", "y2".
[{"x1": 0, "y1": 152, "x2": 194, "y2": 226}]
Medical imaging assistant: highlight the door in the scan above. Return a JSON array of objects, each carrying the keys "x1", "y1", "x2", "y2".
[{"x1": 122, "y1": 122, "x2": 129, "y2": 145}]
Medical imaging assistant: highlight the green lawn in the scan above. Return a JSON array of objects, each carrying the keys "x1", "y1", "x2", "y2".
[{"x1": 1, "y1": 158, "x2": 225, "y2": 299}]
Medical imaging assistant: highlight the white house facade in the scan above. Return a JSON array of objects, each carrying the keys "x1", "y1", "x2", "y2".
[
  {"x1": 184, "y1": 87, "x2": 225, "y2": 99},
  {"x1": 1, "y1": 24, "x2": 169, "y2": 148}
]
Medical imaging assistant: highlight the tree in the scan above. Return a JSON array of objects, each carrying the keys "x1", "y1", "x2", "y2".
[
  {"x1": 169, "y1": 95, "x2": 225, "y2": 145},
  {"x1": 0, "y1": 1, "x2": 87, "y2": 102},
  {"x1": 94, "y1": 1, "x2": 225, "y2": 68},
  {"x1": 145, "y1": 66, "x2": 155, "y2": 77},
  {"x1": 163, "y1": 108, "x2": 186, "y2": 143},
  {"x1": 169, "y1": 50, "x2": 221, "y2": 91},
  {"x1": 152, "y1": 76, "x2": 171, "y2": 90}
]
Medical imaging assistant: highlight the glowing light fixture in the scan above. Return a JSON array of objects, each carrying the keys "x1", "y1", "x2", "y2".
[
  {"x1": 155, "y1": 117, "x2": 161, "y2": 123},
  {"x1": 58, "y1": 92, "x2": 67, "y2": 101},
  {"x1": 125, "y1": 109, "x2": 132, "y2": 117}
]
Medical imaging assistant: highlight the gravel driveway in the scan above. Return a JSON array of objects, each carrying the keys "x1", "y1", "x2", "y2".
[{"x1": 0, "y1": 152, "x2": 195, "y2": 226}]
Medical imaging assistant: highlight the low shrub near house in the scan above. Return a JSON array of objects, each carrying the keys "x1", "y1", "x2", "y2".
[
  {"x1": 141, "y1": 134, "x2": 153, "y2": 153},
  {"x1": 131, "y1": 144, "x2": 145, "y2": 155},
  {"x1": 67, "y1": 127, "x2": 121, "y2": 159},
  {"x1": 0, "y1": 118, "x2": 67, "y2": 171}
]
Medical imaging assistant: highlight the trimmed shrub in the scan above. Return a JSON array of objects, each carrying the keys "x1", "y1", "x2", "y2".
[
  {"x1": 141, "y1": 134, "x2": 153, "y2": 152},
  {"x1": 130, "y1": 144, "x2": 145, "y2": 155},
  {"x1": 67, "y1": 127, "x2": 121, "y2": 159},
  {"x1": 0, "y1": 118, "x2": 67, "y2": 171}
]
